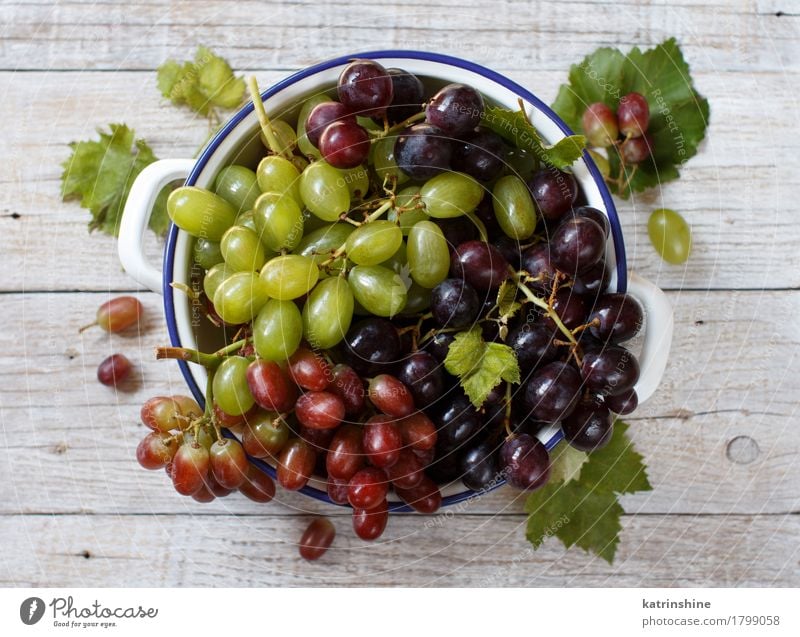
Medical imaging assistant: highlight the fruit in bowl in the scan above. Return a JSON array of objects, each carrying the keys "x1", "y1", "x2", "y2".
[{"x1": 120, "y1": 52, "x2": 672, "y2": 543}]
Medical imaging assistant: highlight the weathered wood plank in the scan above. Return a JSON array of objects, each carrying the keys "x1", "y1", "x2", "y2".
[
  {"x1": 2, "y1": 512, "x2": 797, "y2": 586},
  {"x1": 0, "y1": 0, "x2": 795, "y2": 73},
  {"x1": 1, "y1": 290, "x2": 798, "y2": 516},
  {"x1": 0, "y1": 70, "x2": 798, "y2": 291}
]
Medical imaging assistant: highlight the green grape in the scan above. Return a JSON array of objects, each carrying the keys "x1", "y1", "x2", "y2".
[
  {"x1": 492, "y1": 175, "x2": 537, "y2": 240},
  {"x1": 212, "y1": 356, "x2": 255, "y2": 416},
  {"x1": 235, "y1": 209, "x2": 257, "y2": 232},
  {"x1": 380, "y1": 239, "x2": 407, "y2": 274},
  {"x1": 260, "y1": 119, "x2": 297, "y2": 156},
  {"x1": 341, "y1": 165, "x2": 370, "y2": 200},
  {"x1": 253, "y1": 299, "x2": 303, "y2": 361},
  {"x1": 300, "y1": 160, "x2": 350, "y2": 222},
  {"x1": 295, "y1": 222, "x2": 354, "y2": 276},
  {"x1": 214, "y1": 165, "x2": 261, "y2": 214},
  {"x1": 348, "y1": 265, "x2": 407, "y2": 317},
  {"x1": 220, "y1": 225, "x2": 267, "y2": 272},
  {"x1": 260, "y1": 255, "x2": 320, "y2": 301},
  {"x1": 387, "y1": 186, "x2": 427, "y2": 235},
  {"x1": 648, "y1": 208, "x2": 691, "y2": 264},
  {"x1": 407, "y1": 220, "x2": 450, "y2": 288},
  {"x1": 212, "y1": 271, "x2": 270, "y2": 324},
  {"x1": 371, "y1": 135, "x2": 409, "y2": 186},
  {"x1": 401, "y1": 282, "x2": 432, "y2": 314},
  {"x1": 203, "y1": 262, "x2": 232, "y2": 300},
  {"x1": 253, "y1": 192, "x2": 304, "y2": 252},
  {"x1": 296, "y1": 94, "x2": 332, "y2": 160},
  {"x1": 167, "y1": 186, "x2": 237, "y2": 241},
  {"x1": 193, "y1": 237, "x2": 224, "y2": 270},
  {"x1": 420, "y1": 171, "x2": 483, "y2": 218},
  {"x1": 256, "y1": 155, "x2": 302, "y2": 207},
  {"x1": 345, "y1": 220, "x2": 403, "y2": 266},
  {"x1": 587, "y1": 149, "x2": 610, "y2": 180},
  {"x1": 302, "y1": 277, "x2": 354, "y2": 349}
]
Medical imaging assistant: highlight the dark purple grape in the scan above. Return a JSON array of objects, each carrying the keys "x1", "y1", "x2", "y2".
[
  {"x1": 572, "y1": 260, "x2": 610, "y2": 299},
  {"x1": 385, "y1": 68, "x2": 425, "y2": 124},
  {"x1": 617, "y1": 92, "x2": 650, "y2": 138},
  {"x1": 572, "y1": 206, "x2": 610, "y2": 238},
  {"x1": 474, "y1": 196, "x2": 501, "y2": 238},
  {"x1": 342, "y1": 318, "x2": 402, "y2": 375},
  {"x1": 396, "y1": 351, "x2": 444, "y2": 408},
  {"x1": 435, "y1": 392, "x2": 483, "y2": 450},
  {"x1": 337, "y1": 59, "x2": 393, "y2": 116},
  {"x1": 561, "y1": 400, "x2": 613, "y2": 451},
  {"x1": 620, "y1": 134, "x2": 653, "y2": 163},
  {"x1": 394, "y1": 123, "x2": 452, "y2": 179},
  {"x1": 451, "y1": 240, "x2": 510, "y2": 291},
  {"x1": 587, "y1": 293, "x2": 644, "y2": 343},
  {"x1": 544, "y1": 289, "x2": 588, "y2": 331},
  {"x1": 520, "y1": 243, "x2": 557, "y2": 292},
  {"x1": 425, "y1": 83, "x2": 485, "y2": 136},
  {"x1": 500, "y1": 434, "x2": 551, "y2": 491},
  {"x1": 581, "y1": 346, "x2": 640, "y2": 396},
  {"x1": 97, "y1": 353, "x2": 132, "y2": 387},
  {"x1": 604, "y1": 388, "x2": 638, "y2": 415},
  {"x1": 435, "y1": 216, "x2": 478, "y2": 251},
  {"x1": 305, "y1": 101, "x2": 354, "y2": 147},
  {"x1": 452, "y1": 129, "x2": 505, "y2": 182},
  {"x1": 430, "y1": 278, "x2": 480, "y2": 329},
  {"x1": 549, "y1": 216, "x2": 606, "y2": 275},
  {"x1": 460, "y1": 439, "x2": 500, "y2": 491},
  {"x1": 507, "y1": 323, "x2": 560, "y2": 376},
  {"x1": 318, "y1": 120, "x2": 370, "y2": 169},
  {"x1": 492, "y1": 235, "x2": 523, "y2": 271},
  {"x1": 527, "y1": 169, "x2": 578, "y2": 222},
  {"x1": 524, "y1": 361, "x2": 582, "y2": 423},
  {"x1": 427, "y1": 447, "x2": 463, "y2": 483},
  {"x1": 423, "y1": 332, "x2": 455, "y2": 363}
]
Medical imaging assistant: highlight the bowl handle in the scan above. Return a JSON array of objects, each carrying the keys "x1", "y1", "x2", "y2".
[
  {"x1": 625, "y1": 272, "x2": 673, "y2": 404},
  {"x1": 118, "y1": 158, "x2": 195, "y2": 293}
]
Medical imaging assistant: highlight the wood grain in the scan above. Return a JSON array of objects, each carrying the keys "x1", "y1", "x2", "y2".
[{"x1": 2, "y1": 513, "x2": 798, "y2": 587}]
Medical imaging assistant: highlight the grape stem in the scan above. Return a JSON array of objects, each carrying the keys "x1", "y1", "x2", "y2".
[
  {"x1": 512, "y1": 273, "x2": 577, "y2": 346},
  {"x1": 503, "y1": 382, "x2": 514, "y2": 439},
  {"x1": 155, "y1": 338, "x2": 249, "y2": 369},
  {"x1": 247, "y1": 76, "x2": 293, "y2": 162},
  {"x1": 370, "y1": 111, "x2": 426, "y2": 139}
]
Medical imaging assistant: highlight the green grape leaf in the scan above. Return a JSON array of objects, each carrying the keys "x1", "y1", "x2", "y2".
[
  {"x1": 551, "y1": 38, "x2": 709, "y2": 198},
  {"x1": 481, "y1": 105, "x2": 586, "y2": 169},
  {"x1": 444, "y1": 327, "x2": 520, "y2": 407},
  {"x1": 60, "y1": 124, "x2": 169, "y2": 236},
  {"x1": 523, "y1": 420, "x2": 652, "y2": 563},
  {"x1": 157, "y1": 46, "x2": 245, "y2": 116},
  {"x1": 496, "y1": 279, "x2": 522, "y2": 320}
]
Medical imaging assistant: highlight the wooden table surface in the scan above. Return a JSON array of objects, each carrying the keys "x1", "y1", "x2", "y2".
[{"x1": 1, "y1": 0, "x2": 798, "y2": 587}]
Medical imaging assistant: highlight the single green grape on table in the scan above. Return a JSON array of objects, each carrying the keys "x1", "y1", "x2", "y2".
[{"x1": 648, "y1": 208, "x2": 691, "y2": 264}]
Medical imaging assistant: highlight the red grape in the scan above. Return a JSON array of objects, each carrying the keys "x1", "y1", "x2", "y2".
[
  {"x1": 500, "y1": 434, "x2": 551, "y2": 491},
  {"x1": 172, "y1": 395, "x2": 203, "y2": 419},
  {"x1": 246, "y1": 359, "x2": 297, "y2": 413},
  {"x1": 241, "y1": 413, "x2": 289, "y2": 458},
  {"x1": 97, "y1": 353, "x2": 132, "y2": 387},
  {"x1": 450, "y1": 240, "x2": 510, "y2": 291},
  {"x1": 83, "y1": 296, "x2": 142, "y2": 333},
  {"x1": 238, "y1": 464, "x2": 276, "y2": 503},
  {"x1": 348, "y1": 466, "x2": 388, "y2": 509},
  {"x1": 288, "y1": 348, "x2": 330, "y2": 391},
  {"x1": 394, "y1": 476, "x2": 442, "y2": 513},
  {"x1": 398, "y1": 412, "x2": 437, "y2": 451},
  {"x1": 141, "y1": 396, "x2": 181, "y2": 433},
  {"x1": 319, "y1": 120, "x2": 370, "y2": 169},
  {"x1": 172, "y1": 442, "x2": 210, "y2": 496},
  {"x1": 191, "y1": 484, "x2": 216, "y2": 503},
  {"x1": 209, "y1": 438, "x2": 249, "y2": 489},
  {"x1": 368, "y1": 374, "x2": 415, "y2": 418},
  {"x1": 362, "y1": 415, "x2": 403, "y2": 468},
  {"x1": 326, "y1": 425, "x2": 365, "y2": 480},
  {"x1": 295, "y1": 391, "x2": 345, "y2": 430},
  {"x1": 305, "y1": 101, "x2": 354, "y2": 147},
  {"x1": 327, "y1": 477, "x2": 350, "y2": 504},
  {"x1": 299, "y1": 517, "x2": 336, "y2": 561},
  {"x1": 329, "y1": 364, "x2": 366, "y2": 417},
  {"x1": 352, "y1": 499, "x2": 389, "y2": 541},
  {"x1": 582, "y1": 102, "x2": 619, "y2": 148},
  {"x1": 620, "y1": 134, "x2": 652, "y2": 163},
  {"x1": 136, "y1": 432, "x2": 176, "y2": 470},
  {"x1": 337, "y1": 59, "x2": 393, "y2": 116},
  {"x1": 276, "y1": 439, "x2": 316, "y2": 491},
  {"x1": 617, "y1": 92, "x2": 650, "y2": 138},
  {"x1": 385, "y1": 448, "x2": 424, "y2": 489}
]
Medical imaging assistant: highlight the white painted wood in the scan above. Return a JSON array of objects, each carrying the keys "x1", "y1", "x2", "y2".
[{"x1": 1, "y1": 0, "x2": 798, "y2": 587}]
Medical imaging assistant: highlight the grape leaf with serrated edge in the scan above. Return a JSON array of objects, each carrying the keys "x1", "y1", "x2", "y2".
[
  {"x1": 551, "y1": 38, "x2": 709, "y2": 198},
  {"x1": 60, "y1": 124, "x2": 169, "y2": 237}
]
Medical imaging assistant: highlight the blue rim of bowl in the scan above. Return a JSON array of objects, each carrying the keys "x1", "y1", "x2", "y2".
[{"x1": 164, "y1": 50, "x2": 626, "y2": 512}]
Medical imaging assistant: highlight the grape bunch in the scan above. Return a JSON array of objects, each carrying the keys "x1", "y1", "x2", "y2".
[
  {"x1": 582, "y1": 92, "x2": 652, "y2": 165},
  {"x1": 137, "y1": 58, "x2": 646, "y2": 546}
]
